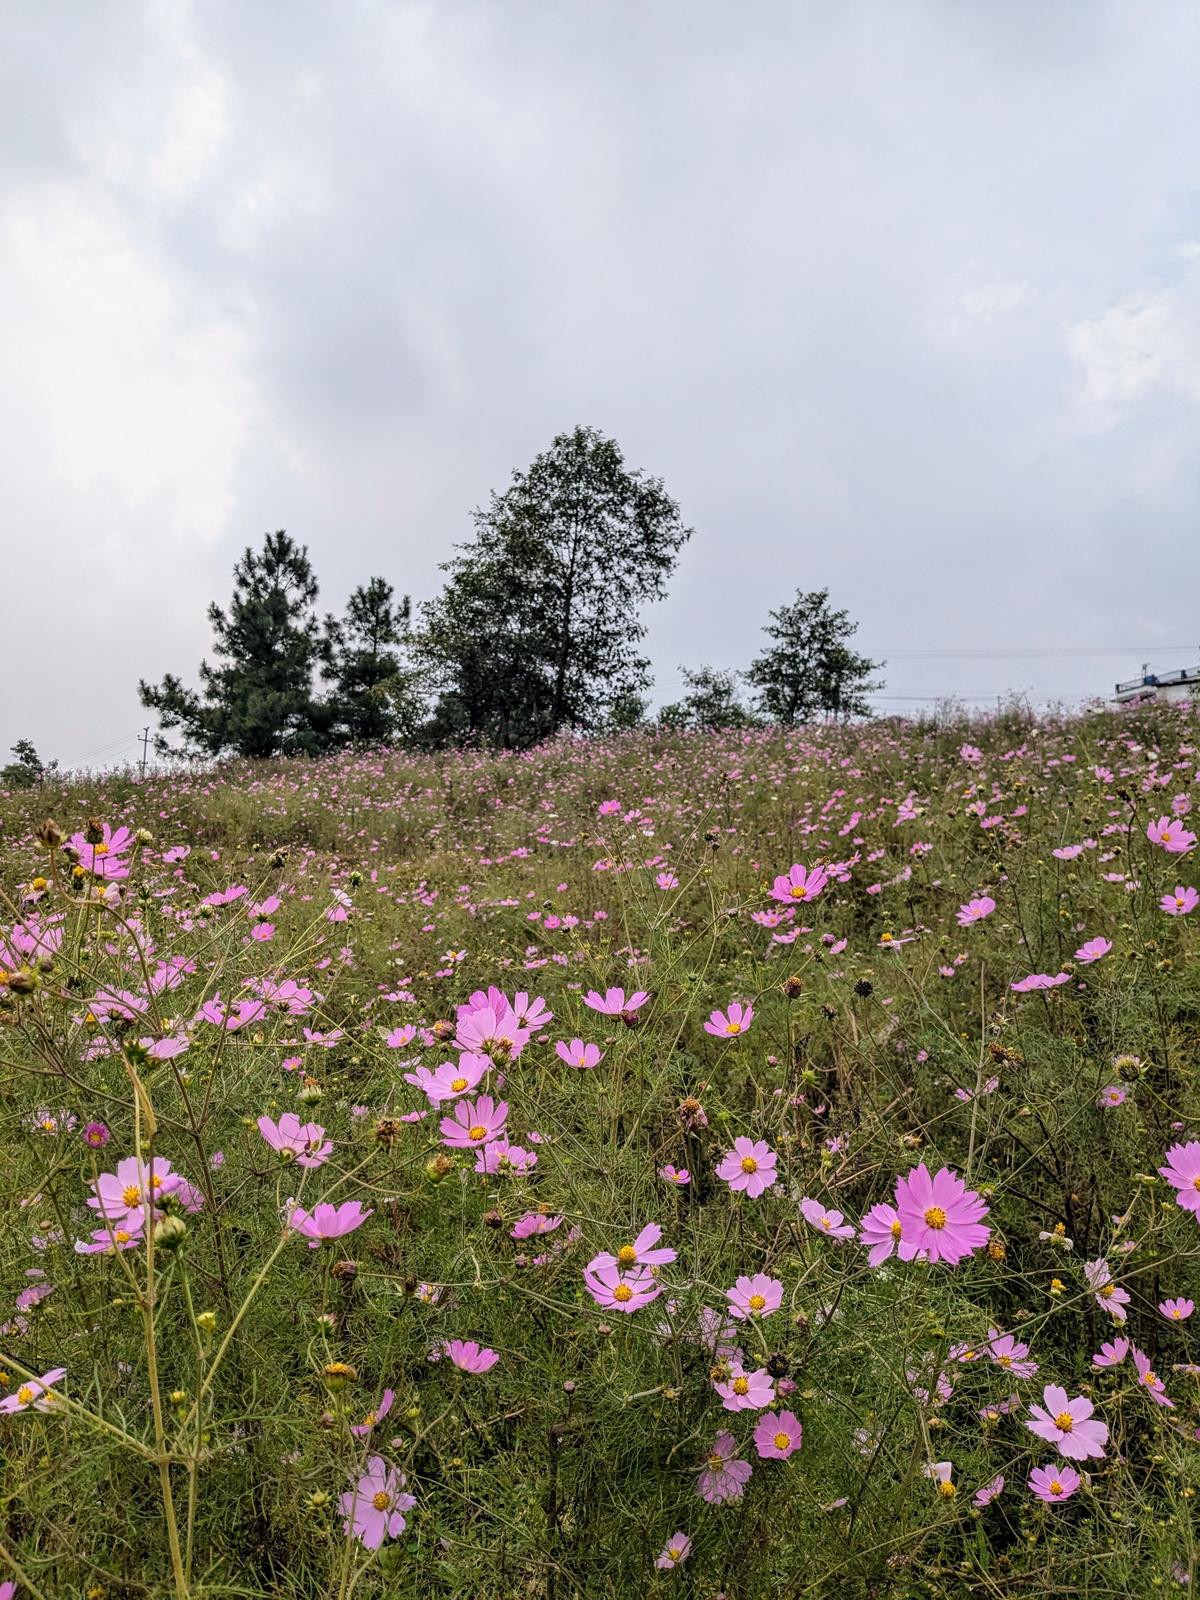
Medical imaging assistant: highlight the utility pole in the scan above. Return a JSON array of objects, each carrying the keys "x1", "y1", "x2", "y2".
[{"x1": 139, "y1": 726, "x2": 150, "y2": 779}]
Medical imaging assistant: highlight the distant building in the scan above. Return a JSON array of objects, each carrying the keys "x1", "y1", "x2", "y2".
[{"x1": 1115, "y1": 663, "x2": 1200, "y2": 706}]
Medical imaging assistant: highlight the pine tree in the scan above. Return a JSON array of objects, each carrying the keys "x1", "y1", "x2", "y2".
[
  {"x1": 321, "y1": 578, "x2": 421, "y2": 745},
  {"x1": 418, "y1": 427, "x2": 692, "y2": 747},
  {"x1": 140, "y1": 532, "x2": 326, "y2": 758},
  {"x1": 747, "y1": 589, "x2": 883, "y2": 723}
]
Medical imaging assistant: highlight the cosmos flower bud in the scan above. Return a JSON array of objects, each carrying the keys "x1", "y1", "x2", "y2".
[
  {"x1": 347, "y1": 869, "x2": 363, "y2": 887},
  {"x1": 297, "y1": 1077, "x2": 323, "y2": 1105},
  {"x1": 37, "y1": 818, "x2": 63, "y2": 848},
  {"x1": 136, "y1": 828, "x2": 154, "y2": 845},
  {"x1": 322, "y1": 1362, "x2": 357, "y2": 1392},
  {"x1": 331, "y1": 1259, "x2": 358, "y2": 1282},
  {"x1": 426, "y1": 1154, "x2": 455, "y2": 1181},
  {"x1": 765, "y1": 1352, "x2": 791, "y2": 1379},
  {"x1": 196, "y1": 1311, "x2": 217, "y2": 1334},
  {"x1": 154, "y1": 1215, "x2": 188, "y2": 1251},
  {"x1": 782, "y1": 976, "x2": 804, "y2": 998},
  {"x1": 7, "y1": 968, "x2": 38, "y2": 995},
  {"x1": 483, "y1": 1209, "x2": 504, "y2": 1229},
  {"x1": 84, "y1": 817, "x2": 105, "y2": 845},
  {"x1": 431, "y1": 1019, "x2": 456, "y2": 1043}
]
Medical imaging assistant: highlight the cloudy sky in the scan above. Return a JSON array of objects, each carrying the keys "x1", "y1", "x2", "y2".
[{"x1": 2, "y1": 0, "x2": 1198, "y2": 767}]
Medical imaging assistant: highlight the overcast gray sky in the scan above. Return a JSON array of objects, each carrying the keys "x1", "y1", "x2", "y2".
[{"x1": 2, "y1": 0, "x2": 1198, "y2": 767}]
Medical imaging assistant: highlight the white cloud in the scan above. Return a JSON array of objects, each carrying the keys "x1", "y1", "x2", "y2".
[{"x1": 1066, "y1": 245, "x2": 1200, "y2": 425}]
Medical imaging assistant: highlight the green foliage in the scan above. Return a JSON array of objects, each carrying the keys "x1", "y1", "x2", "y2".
[
  {"x1": 141, "y1": 531, "x2": 329, "y2": 759},
  {"x1": 747, "y1": 587, "x2": 884, "y2": 722},
  {"x1": 417, "y1": 426, "x2": 692, "y2": 747},
  {"x1": 1, "y1": 738, "x2": 56, "y2": 789},
  {"x1": 321, "y1": 578, "x2": 422, "y2": 746},
  {"x1": 659, "y1": 665, "x2": 755, "y2": 730}
]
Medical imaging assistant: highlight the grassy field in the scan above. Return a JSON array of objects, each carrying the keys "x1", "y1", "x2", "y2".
[{"x1": 1, "y1": 708, "x2": 1198, "y2": 1598}]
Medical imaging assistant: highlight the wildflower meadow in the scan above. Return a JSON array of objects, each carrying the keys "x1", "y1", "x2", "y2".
[{"x1": 1, "y1": 706, "x2": 1199, "y2": 1597}]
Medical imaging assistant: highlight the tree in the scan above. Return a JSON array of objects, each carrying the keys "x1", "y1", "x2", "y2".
[
  {"x1": 321, "y1": 578, "x2": 422, "y2": 745},
  {"x1": 747, "y1": 589, "x2": 883, "y2": 723},
  {"x1": 140, "y1": 532, "x2": 326, "y2": 758},
  {"x1": 658, "y1": 665, "x2": 755, "y2": 730},
  {"x1": 1, "y1": 739, "x2": 56, "y2": 788},
  {"x1": 417, "y1": 426, "x2": 692, "y2": 747}
]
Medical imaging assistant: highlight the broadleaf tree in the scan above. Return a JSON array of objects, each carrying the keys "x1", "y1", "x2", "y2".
[
  {"x1": 747, "y1": 588, "x2": 883, "y2": 723},
  {"x1": 418, "y1": 426, "x2": 692, "y2": 747}
]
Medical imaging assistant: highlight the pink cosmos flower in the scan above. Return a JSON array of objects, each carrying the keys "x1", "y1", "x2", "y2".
[
  {"x1": 341, "y1": 1456, "x2": 415, "y2": 1548},
  {"x1": 1084, "y1": 1258, "x2": 1131, "y2": 1321},
  {"x1": 985, "y1": 1329, "x2": 1038, "y2": 1379},
  {"x1": 554, "y1": 1039, "x2": 604, "y2": 1070},
  {"x1": 894, "y1": 1165, "x2": 990, "y2": 1265},
  {"x1": 1132, "y1": 1347, "x2": 1174, "y2": 1408},
  {"x1": 754, "y1": 1408, "x2": 802, "y2": 1459},
  {"x1": 957, "y1": 896, "x2": 996, "y2": 926},
  {"x1": 257, "y1": 1112, "x2": 332, "y2": 1169},
  {"x1": 0, "y1": 1366, "x2": 67, "y2": 1413},
  {"x1": 350, "y1": 1389, "x2": 395, "y2": 1437},
  {"x1": 769, "y1": 863, "x2": 828, "y2": 905},
  {"x1": 287, "y1": 1199, "x2": 373, "y2": 1248},
  {"x1": 1098, "y1": 1086, "x2": 1127, "y2": 1108},
  {"x1": 1159, "y1": 1140, "x2": 1200, "y2": 1217},
  {"x1": 658, "y1": 1164, "x2": 690, "y2": 1185},
  {"x1": 582, "y1": 986, "x2": 649, "y2": 1016},
  {"x1": 405, "y1": 1054, "x2": 490, "y2": 1103},
  {"x1": 799, "y1": 1197, "x2": 856, "y2": 1239},
  {"x1": 858, "y1": 1201, "x2": 915, "y2": 1266},
  {"x1": 1075, "y1": 937, "x2": 1112, "y2": 964},
  {"x1": 67, "y1": 823, "x2": 134, "y2": 880},
  {"x1": 696, "y1": 1431, "x2": 753, "y2": 1503},
  {"x1": 655, "y1": 1532, "x2": 692, "y2": 1570},
  {"x1": 439, "y1": 1095, "x2": 508, "y2": 1148},
  {"x1": 1159, "y1": 1297, "x2": 1195, "y2": 1322},
  {"x1": 1091, "y1": 1337, "x2": 1129, "y2": 1369},
  {"x1": 1010, "y1": 972, "x2": 1071, "y2": 992},
  {"x1": 473, "y1": 1138, "x2": 537, "y2": 1175},
  {"x1": 974, "y1": 1475, "x2": 1004, "y2": 1507},
  {"x1": 1148, "y1": 816, "x2": 1197, "y2": 854},
  {"x1": 440, "y1": 1339, "x2": 500, "y2": 1374},
  {"x1": 716, "y1": 1137, "x2": 778, "y2": 1198},
  {"x1": 511, "y1": 1211, "x2": 563, "y2": 1240},
  {"x1": 704, "y1": 1001, "x2": 754, "y2": 1038},
  {"x1": 587, "y1": 1223, "x2": 675, "y2": 1276},
  {"x1": 715, "y1": 1364, "x2": 776, "y2": 1412},
  {"x1": 75, "y1": 1213, "x2": 146, "y2": 1254},
  {"x1": 88, "y1": 1156, "x2": 183, "y2": 1223},
  {"x1": 726, "y1": 1273, "x2": 783, "y2": 1320},
  {"x1": 1026, "y1": 1385, "x2": 1108, "y2": 1460},
  {"x1": 655, "y1": 872, "x2": 679, "y2": 891},
  {"x1": 1028, "y1": 1463, "x2": 1081, "y2": 1503},
  {"x1": 583, "y1": 1261, "x2": 662, "y2": 1313},
  {"x1": 455, "y1": 1001, "x2": 531, "y2": 1060},
  {"x1": 1161, "y1": 886, "x2": 1199, "y2": 916}
]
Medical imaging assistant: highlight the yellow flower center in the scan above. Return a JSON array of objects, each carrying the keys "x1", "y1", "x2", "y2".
[
  {"x1": 706, "y1": 1452, "x2": 724, "y2": 1470},
  {"x1": 577, "y1": 1056, "x2": 587, "y2": 1066},
  {"x1": 468, "y1": 1125, "x2": 487, "y2": 1141},
  {"x1": 726, "y1": 1022, "x2": 742, "y2": 1034},
  {"x1": 732, "y1": 1377, "x2": 750, "y2": 1395},
  {"x1": 880, "y1": 932, "x2": 894, "y2": 943},
  {"x1": 1100, "y1": 1283, "x2": 1115, "y2": 1298},
  {"x1": 740, "y1": 1156, "x2": 758, "y2": 1174},
  {"x1": 1171, "y1": 1309, "x2": 1183, "y2": 1319},
  {"x1": 451, "y1": 1078, "x2": 468, "y2": 1092},
  {"x1": 115, "y1": 1230, "x2": 131, "y2": 1244},
  {"x1": 1054, "y1": 1412, "x2": 1074, "y2": 1432},
  {"x1": 17, "y1": 1385, "x2": 34, "y2": 1406},
  {"x1": 613, "y1": 1283, "x2": 633, "y2": 1303},
  {"x1": 923, "y1": 1206, "x2": 947, "y2": 1230},
  {"x1": 1193, "y1": 1175, "x2": 1200, "y2": 1192},
  {"x1": 998, "y1": 1354, "x2": 1011, "y2": 1367},
  {"x1": 1049, "y1": 1479, "x2": 1063, "y2": 1496},
  {"x1": 1141, "y1": 1369, "x2": 1158, "y2": 1387},
  {"x1": 937, "y1": 1480, "x2": 956, "y2": 1498},
  {"x1": 790, "y1": 886, "x2": 807, "y2": 900},
  {"x1": 748, "y1": 1294, "x2": 766, "y2": 1311},
  {"x1": 363, "y1": 1411, "x2": 378, "y2": 1427},
  {"x1": 95, "y1": 843, "x2": 109, "y2": 855},
  {"x1": 150, "y1": 1175, "x2": 163, "y2": 1189},
  {"x1": 617, "y1": 1244, "x2": 638, "y2": 1265},
  {"x1": 773, "y1": 1431, "x2": 790, "y2": 1450},
  {"x1": 122, "y1": 1185, "x2": 141, "y2": 1206},
  {"x1": 372, "y1": 1491, "x2": 391, "y2": 1511},
  {"x1": 890, "y1": 1219, "x2": 902, "y2": 1239}
]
